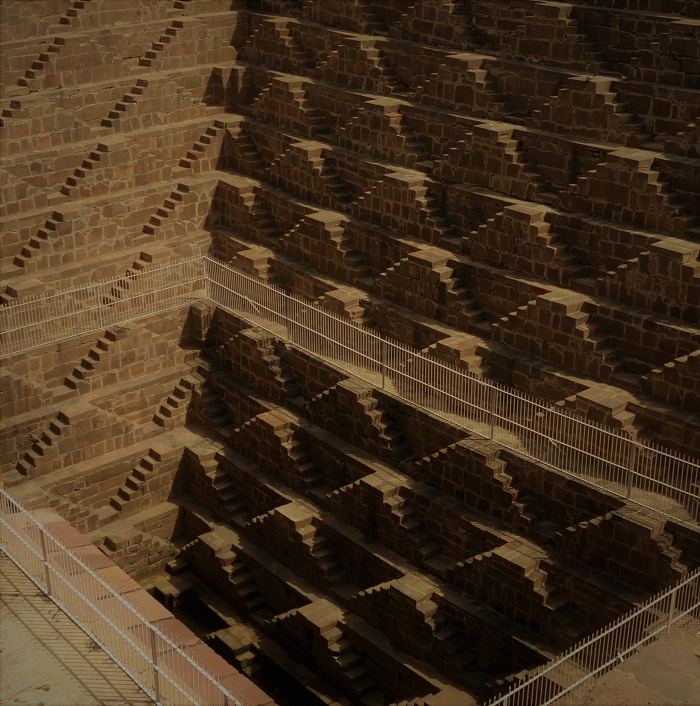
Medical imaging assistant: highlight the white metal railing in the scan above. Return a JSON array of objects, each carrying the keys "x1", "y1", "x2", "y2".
[
  {"x1": 482, "y1": 565, "x2": 700, "y2": 705},
  {"x1": 203, "y1": 256, "x2": 700, "y2": 525},
  {"x1": 1, "y1": 255, "x2": 699, "y2": 525},
  {"x1": 0, "y1": 486, "x2": 248, "y2": 706},
  {"x1": 0, "y1": 256, "x2": 205, "y2": 355}
]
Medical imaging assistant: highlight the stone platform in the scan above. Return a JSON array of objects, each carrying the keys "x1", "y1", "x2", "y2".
[{"x1": 0, "y1": 551, "x2": 153, "y2": 706}]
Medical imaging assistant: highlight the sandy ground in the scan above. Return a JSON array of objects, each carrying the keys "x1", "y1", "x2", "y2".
[
  {"x1": 0, "y1": 552, "x2": 154, "y2": 706},
  {"x1": 568, "y1": 628, "x2": 700, "y2": 706}
]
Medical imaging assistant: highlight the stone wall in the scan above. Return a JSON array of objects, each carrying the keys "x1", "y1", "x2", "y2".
[{"x1": 3, "y1": 1, "x2": 700, "y2": 703}]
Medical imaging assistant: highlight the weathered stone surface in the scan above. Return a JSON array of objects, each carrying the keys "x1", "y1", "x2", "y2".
[{"x1": 2, "y1": 1, "x2": 699, "y2": 704}]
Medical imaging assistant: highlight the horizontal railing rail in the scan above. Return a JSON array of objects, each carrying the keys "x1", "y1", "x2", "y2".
[
  {"x1": 482, "y1": 565, "x2": 700, "y2": 705},
  {"x1": 203, "y1": 256, "x2": 700, "y2": 525},
  {"x1": 1, "y1": 255, "x2": 699, "y2": 525},
  {"x1": 0, "y1": 256, "x2": 205, "y2": 355},
  {"x1": 0, "y1": 486, "x2": 247, "y2": 706}
]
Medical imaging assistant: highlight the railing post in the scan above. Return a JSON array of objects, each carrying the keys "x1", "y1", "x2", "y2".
[
  {"x1": 626, "y1": 443, "x2": 637, "y2": 499},
  {"x1": 284, "y1": 292, "x2": 290, "y2": 343},
  {"x1": 667, "y1": 587, "x2": 677, "y2": 634},
  {"x1": 39, "y1": 531, "x2": 53, "y2": 596},
  {"x1": 380, "y1": 336, "x2": 386, "y2": 390},
  {"x1": 203, "y1": 256, "x2": 211, "y2": 300},
  {"x1": 489, "y1": 384, "x2": 497, "y2": 440},
  {"x1": 150, "y1": 628, "x2": 162, "y2": 703},
  {"x1": 94, "y1": 284, "x2": 103, "y2": 331}
]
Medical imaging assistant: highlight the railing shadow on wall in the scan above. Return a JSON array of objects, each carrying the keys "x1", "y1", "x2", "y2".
[{"x1": 1, "y1": 254, "x2": 699, "y2": 526}]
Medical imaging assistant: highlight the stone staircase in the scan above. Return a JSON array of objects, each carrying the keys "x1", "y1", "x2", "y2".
[
  {"x1": 532, "y1": 77, "x2": 652, "y2": 147},
  {"x1": 309, "y1": 152, "x2": 355, "y2": 208},
  {"x1": 100, "y1": 77, "x2": 150, "y2": 129},
  {"x1": 267, "y1": 142, "x2": 350, "y2": 207},
  {"x1": 439, "y1": 279, "x2": 485, "y2": 330},
  {"x1": 229, "y1": 125, "x2": 268, "y2": 180},
  {"x1": 525, "y1": 218, "x2": 588, "y2": 286},
  {"x1": 152, "y1": 375, "x2": 200, "y2": 429},
  {"x1": 284, "y1": 213, "x2": 372, "y2": 284},
  {"x1": 390, "y1": 119, "x2": 432, "y2": 168},
  {"x1": 199, "y1": 457, "x2": 247, "y2": 521},
  {"x1": 556, "y1": 386, "x2": 651, "y2": 445},
  {"x1": 432, "y1": 616, "x2": 475, "y2": 673},
  {"x1": 16, "y1": 37, "x2": 63, "y2": 93},
  {"x1": 52, "y1": 0, "x2": 95, "y2": 31},
  {"x1": 392, "y1": 1, "x2": 480, "y2": 48},
  {"x1": 325, "y1": 625, "x2": 385, "y2": 705},
  {"x1": 522, "y1": 557, "x2": 590, "y2": 641},
  {"x1": 471, "y1": 444, "x2": 545, "y2": 527},
  {"x1": 195, "y1": 382, "x2": 233, "y2": 440},
  {"x1": 279, "y1": 430, "x2": 326, "y2": 490},
  {"x1": 108, "y1": 446, "x2": 166, "y2": 513},
  {"x1": 456, "y1": 545, "x2": 591, "y2": 643},
  {"x1": 293, "y1": 89, "x2": 332, "y2": 139},
  {"x1": 249, "y1": 333, "x2": 303, "y2": 398},
  {"x1": 469, "y1": 63, "x2": 511, "y2": 119},
  {"x1": 384, "y1": 494, "x2": 443, "y2": 565},
  {"x1": 250, "y1": 77, "x2": 331, "y2": 139},
  {"x1": 363, "y1": 44, "x2": 407, "y2": 96},
  {"x1": 316, "y1": 285, "x2": 375, "y2": 327},
  {"x1": 13, "y1": 209, "x2": 71, "y2": 270},
  {"x1": 336, "y1": 99, "x2": 430, "y2": 169},
  {"x1": 504, "y1": 138, "x2": 549, "y2": 203},
  {"x1": 63, "y1": 326, "x2": 130, "y2": 391},
  {"x1": 326, "y1": 219, "x2": 373, "y2": 283},
  {"x1": 374, "y1": 249, "x2": 484, "y2": 329},
  {"x1": 222, "y1": 180, "x2": 282, "y2": 243},
  {"x1": 15, "y1": 415, "x2": 70, "y2": 478},
  {"x1": 356, "y1": 388, "x2": 411, "y2": 458},
  {"x1": 97, "y1": 253, "x2": 159, "y2": 305},
  {"x1": 353, "y1": 172, "x2": 453, "y2": 244},
  {"x1": 241, "y1": 17, "x2": 317, "y2": 74},
  {"x1": 625, "y1": 510, "x2": 688, "y2": 583},
  {"x1": 493, "y1": 292, "x2": 627, "y2": 381},
  {"x1": 227, "y1": 411, "x2": 327, "y2": 493},
  {"x1": 357, "y1": 0, "x2": 387, "y2": 35},
  {"x1": 470, "y1": 207, "x2": 588, "y2": 286},
  {"x1": 420, "y1": 337, "x2": 489, "y2": 376},
  {"x1": 182, "y1": 536, "x2": 268, "y2": 613},
  {"x1": 412, "y1": 184, "x2": 456, "y2": 246},
  {"x1": 178, "y1": 120, "x2": 226, "y2": 170},
  {"x1": 225, "y1": 558, "x2": 268, "y2": 613},
  {"x1": 415, "y1": 438, "x2": 547, "y2": 531},
  {"x1": 47, "y1": 491, "x2": 100, "y2": 534},
  {"x1": 275, "y1": 21, "x2": 317, "y2": 71},
  {"x1": 555, "y1": 12, "x2": 611, "y2": 72},
  {"x1": 138, "y1": 17, "x2": 185, "y2": 69},
  {"x1": 299, "y1": 524, "x2": 351, "y2": 590},
  {"x1": 564, "y1": 152, "x2": 700, "y2": 237},
  {"x1": 141, "y1": 181, "x2": 196, "y2": 236},
  {"x1": 58, "y1": 136, "x2": 125, "y2": 199},
  {"x1": 0, "y1": 98, "x2": 24, "y2": 122},
  {"x1": 415, "y1": 56, "x2": 510, "y2": 120}
]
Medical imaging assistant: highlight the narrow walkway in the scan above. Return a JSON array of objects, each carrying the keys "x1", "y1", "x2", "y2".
[
  {"x1": 0, "y1": 552, "x2": 154, "y2": 706},
  {"x1": 569, "y1": 628, "x2": 700, "y2": 706}
]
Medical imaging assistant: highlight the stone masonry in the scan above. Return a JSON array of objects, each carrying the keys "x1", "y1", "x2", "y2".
[{"x1": 1, "y1": 1, "x2": 699, "y2": 705}]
